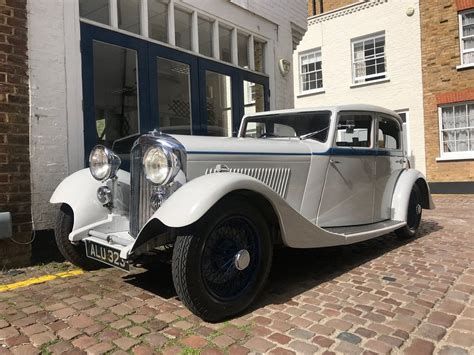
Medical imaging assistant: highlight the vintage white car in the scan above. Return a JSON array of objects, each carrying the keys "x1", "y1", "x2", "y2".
[{"x1": 50, "y1": 105, "x2": 434, "y2": 321}]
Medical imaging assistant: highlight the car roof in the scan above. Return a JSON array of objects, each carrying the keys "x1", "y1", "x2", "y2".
[{"x1": 244, "y1": 104, "x2": 403, "y2": 125}]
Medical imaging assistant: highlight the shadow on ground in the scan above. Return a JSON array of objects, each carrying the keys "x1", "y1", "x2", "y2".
[{"x1": 122, "y1": 219, "x2": 441, "y2": 314}]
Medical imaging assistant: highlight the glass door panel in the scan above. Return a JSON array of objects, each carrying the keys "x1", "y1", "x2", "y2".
[
  {"x1": 205, "y1": 71, "x2": 233, "y2": 136},
  {"x1": 92, "y1": 41, "x2": 139, "y2": 150},
  {"x1": 243, "y1": 80, "x2": 265, "y2": 115},
  {"x1": 156, "y1": 57, "x2": 192, "y2": 134}
]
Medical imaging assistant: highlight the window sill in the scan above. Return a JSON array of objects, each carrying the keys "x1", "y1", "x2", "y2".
[
  {"x1": 297, "y1": 88, "x2": 325, "y2": 97},
  {"x1": 350, "y1": 77, "x2": 390, "y2": 89},
  {"x1": 436, "y1": 155, "x2": 474, "y2": 162},
  {"x1": 456, "y1": 63, "x2": 474, "y2": 70}
]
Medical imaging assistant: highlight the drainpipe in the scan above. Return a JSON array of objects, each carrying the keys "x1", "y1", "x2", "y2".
[
  {"x1": 312, "y1": 0, "x2": 316, "y2": 15},
  {"x1": 319, "y1": 0, "x2": 324, "y2": 14},
  {"x1": 0, "y1": 212, "x2": 12, "y2": 240}
]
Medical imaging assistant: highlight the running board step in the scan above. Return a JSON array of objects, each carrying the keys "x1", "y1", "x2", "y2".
[{"x1": 323, "y1": 220, "x2": 405, "y2": 238}]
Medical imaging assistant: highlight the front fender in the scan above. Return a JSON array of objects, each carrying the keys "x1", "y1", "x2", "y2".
[
  {"x1": 50, "y1": 168, "x2": 130, "y2": 231},
  {"x1": 135, "y1": 172, "x2": 346, "y2": 251},
  {"x1": 391, "y1": 169, "x2": 435, "y2": 222}
]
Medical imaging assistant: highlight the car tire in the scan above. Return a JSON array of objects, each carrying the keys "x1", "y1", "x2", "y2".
[
  {"x1": 55, "y1": 204, "x2": 103, "y2": 271},
  {"x1": 395, "y1": 184, "x2": 422, "y2": 239},
  {"x1": 172, "y1": 198, "x2": 273, "y2": 322}
]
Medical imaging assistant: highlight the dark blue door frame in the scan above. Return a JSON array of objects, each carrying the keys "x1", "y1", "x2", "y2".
[{"x1": 80, "y1": 22, "x2": 270, "y2": 160}]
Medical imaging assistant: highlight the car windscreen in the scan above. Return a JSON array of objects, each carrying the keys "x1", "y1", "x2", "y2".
[{"x1": 243, "y1": 111, "x2": 331, "y2": 142}]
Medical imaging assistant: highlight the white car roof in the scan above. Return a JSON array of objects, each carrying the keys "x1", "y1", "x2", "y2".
[{"x1": 244, "y1": 104, "x2": 403, "y2": 125}]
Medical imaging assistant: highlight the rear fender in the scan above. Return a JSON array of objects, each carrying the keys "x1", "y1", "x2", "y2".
[
  {"x1": 391, "y1": 169, "x2": 435, "y2": 222},
  {"x1": 50, "y1": 168, "x2": 130, "y2": 232}
]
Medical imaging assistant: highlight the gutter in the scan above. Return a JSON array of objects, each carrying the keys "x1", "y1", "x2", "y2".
[{"x1": 0, "y1": 212, "x2": 12, "y2": 240}]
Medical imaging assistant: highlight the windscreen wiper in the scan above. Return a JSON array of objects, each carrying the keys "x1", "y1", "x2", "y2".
[{"x1": 299, "y1": 126, "x2": 329, "y2": 140}]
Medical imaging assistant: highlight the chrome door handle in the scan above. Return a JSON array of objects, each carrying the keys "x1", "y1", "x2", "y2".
[
  {"x1": 330, "y1": 159, "x2": 340, "y2": 164},
  {"x1": 395, "y1": 159, "x2": 405, "y2": 164}
]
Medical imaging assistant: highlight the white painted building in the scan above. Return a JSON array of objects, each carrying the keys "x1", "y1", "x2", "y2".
[
  {"x1": 293, "y1": 0, "x2": 426, "y2": 174},
  {"x1": 28, "y1": 0, "x2": 307, "y2": 230}
]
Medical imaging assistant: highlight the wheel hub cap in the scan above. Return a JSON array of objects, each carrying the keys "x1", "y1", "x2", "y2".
[
  {"x1": 416, "y1": 204, "x2": 422, "y2": 215},
  {"x1": 234, "y1": 249, "x2": 250, "y2": 271}
]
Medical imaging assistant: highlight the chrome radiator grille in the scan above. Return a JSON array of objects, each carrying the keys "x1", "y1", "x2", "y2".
[
  {"x1": 130, "y1": 144, "x2": 154, "y2": 237},
  {"x1": 205, "y1": 167, "x2": 291, "y2": 198}
]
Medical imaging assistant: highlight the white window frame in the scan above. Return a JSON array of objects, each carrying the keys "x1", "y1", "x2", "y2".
[
  {"x1": 396, "y1": 110, "x2": 410, "y2": 157},
  {"x1": 298, "y1": 48, "x2": 323, "y2": 94},
  {"x1": 437, "y1": 102, "x2": 474, "y2": 161},
  {"x1": 459, "y1": 9, "x2": 474, "y2": 67},
  {"x1": 351, "y1": 33, "x2": 386, "y2": 84}
]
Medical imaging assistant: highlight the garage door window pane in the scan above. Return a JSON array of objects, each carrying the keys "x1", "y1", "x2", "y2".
[
  {"x1": 206, "y1": 71, "x2": 232, "y2": 136},
  {"x1": 93, "y1": 41, "x2": 139, "y2": 149},
  {"x1": 79, "y1": 0, "x2": 109, "y2": 25},
  {"x1": 175, "y1": 7, "x2": 192, "y2": 50},
  {"x1": 244, "y1": 81, "x2": 264, "y2": 115},
  {"x1": 118, "y1": 0, "x2": 140, "y2": 34},
  {"x1": 219, "y1": 25, "x2": 232, "y2": 63},
  {"x1": 238, "y1": 32, "x2": 249, "y2": 68},
  {"x1": 148, "y1": 0, "x2": 168, "y2": 42},
  {"x1": 254, "y1": 39, "x2": 265, "y2": 72},
  {"x1": 157, "y1": 57, "x2": 191, "y2": 134},
  {"x1": 199, "y1": 17, "x2": 213, "y2": 57}
]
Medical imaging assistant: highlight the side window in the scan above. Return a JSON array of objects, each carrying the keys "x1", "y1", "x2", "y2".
[
  {"x1": 335, "y1": 114, "x2": 372, "y2": 147},
  {"x1": 378, "y1": 117, "x2": 401, "y2": 150}
]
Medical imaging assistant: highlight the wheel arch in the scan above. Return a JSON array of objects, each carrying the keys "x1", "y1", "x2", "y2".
[{"x1": 391, "y1": 169, "x2": 435, "y2": 222}]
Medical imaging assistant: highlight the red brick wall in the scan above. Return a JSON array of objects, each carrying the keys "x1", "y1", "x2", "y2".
[
  {"x1": 308, "y1": 0, "x2": 358, "y2": 16},
  {"x1": 456, "y1": 0, "x2": 474, "y2": 11},
  {"x1": 420, "y1": 0, "x2": 474, "y2": 183},
  {"x1": 0, "y1": 0, "x2": 32, "y2": 268}
]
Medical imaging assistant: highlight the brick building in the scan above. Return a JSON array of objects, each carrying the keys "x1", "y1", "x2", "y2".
[
  {"x1": 296, "y1": 0, "x2": 473, "y2": 193},
  {"x1": 0, "y1": 0, "x2": 32, "y2": 267},
  {"x1": 420, "y1": 0, "x2": 474, "y2": 193},
  {"x1": 0, "y1": 0, "x2": 307, "y2": 268}
]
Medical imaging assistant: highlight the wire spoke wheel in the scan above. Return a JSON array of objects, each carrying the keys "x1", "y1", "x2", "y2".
[{"x1": 201, "y1": 216, "x2": 260, "y2": 301}]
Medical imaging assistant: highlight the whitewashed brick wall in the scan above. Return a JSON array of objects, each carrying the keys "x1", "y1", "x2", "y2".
[{"x1": 294, "y1": 0, "x2": 427, "y2": 174}]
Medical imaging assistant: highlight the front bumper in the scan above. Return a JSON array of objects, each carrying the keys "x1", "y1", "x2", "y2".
[{"x1": 69, "y1": 214, "x2": 135, "y2": 260}]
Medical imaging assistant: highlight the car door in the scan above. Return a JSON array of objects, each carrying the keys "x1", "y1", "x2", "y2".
[
  {"x1": 318, "y1": 113, "x2": 376, "y2": 227},
  {"x1": 373, "y1": 114, "x2": 405, "y2": 221}
]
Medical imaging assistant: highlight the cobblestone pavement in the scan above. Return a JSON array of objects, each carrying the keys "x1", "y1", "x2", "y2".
[{"x1": 1, "y1": 195, "x2": 473, "y2": 354}]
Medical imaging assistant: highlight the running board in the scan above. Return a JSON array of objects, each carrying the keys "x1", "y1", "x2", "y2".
[{"x1": 322, "y1": 220, "x2": 406, "y2": 245}]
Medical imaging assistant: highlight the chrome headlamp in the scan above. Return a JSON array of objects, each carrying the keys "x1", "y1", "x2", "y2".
[
  {"x1": 89, "y1": 145, "x2": 121, "y2": 182},
  {"x1": 143, "y1": 146, "x2": 180, "y2": 185}
]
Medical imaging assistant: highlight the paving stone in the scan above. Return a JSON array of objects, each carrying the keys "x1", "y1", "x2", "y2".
[
  {"x1": 132, "y1": 345, "x2": 154, "y2": 355},
  {"x1": 438, "y1": 345, "x2": 469, "y2": 355},
  {"x1": 288, "y1": 340, "x2": 318, "y2": 354},
  {"x1": 85, "y1": 342, "x2": 114, "y2": 355},
  {"x1": 404, "y1": 338, "x2": 434, "y2": 355},
  {"x1": 181, "y1": 335, "x2": 208, "y2": 348},
  {"x1": 268, "y1": 347, "x2": 296, "y2": 355},
  {"x1": 72, "y1": 336, "x2": 96, "y2": 350},
  {"x1": 221, "y1": 326, "x2": 246, "y2": 340},
  {"x1": 337, "y1": 332, "x2": 362, "y2": 344},
  {"x1": 447, "y1": 330, "x2": 474, "y2": 348},
  {"x1": 5, "y1": 334, "x2": 29, "y2": 347},
  {"x1": 29, "y1": 331, "x2": 57, "y2": 347},
  {"x1": 212, "y1": 334, "x2": 234, "y2": 348},
  {"x1": 126, "y1": 326, "x2": 148, "y2": 338},
  {"x1": 415, "y1": 323, "x2": 446, "y2": 341},
  {"x1": 22, "y1": 324, "x2": 48, "y2": 336},
  {"x1": 268, "y1": 332, "x2": 291, "y2": 345},
  {"x1": 312, "y1": 335, "x2": 334, "y2": 348},
  {"x1": 11, "y1": 344, "x2": 39, "y2": 355},
  {"x1": 58, "y1": 328, "x2": 82, "y2": 341},
  {"x1": 0, "y1": 327, "x2": 19, "y2": 340},
  {"x1": 428, "y1": 311, "x2": 456, "y2": 327},
  {"x1": 325, "y1": 319, "x2": 352, "y2": 331},
  {"x1": 49, "y1": 341, "x2": 73, "y2": 354},
  {"x1": 143, "y1": 333, "x2": 167, "y2": 348},
  {"x1": 288, "y1": 328, "x2": 314, "y2": 340},
  {"x1": 365, "y1": 339, "x2": 393, "y2": 354},
  {"x1": 113, "y1": 337, "x2": 140, "y2": 351}
]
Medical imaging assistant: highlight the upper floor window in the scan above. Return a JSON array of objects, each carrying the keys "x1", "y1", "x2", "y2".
[
  {"x1": 460, "y1": 10, "x2": 474, "y2": 65},
  {"x1": 352, "y1": 34, "x2": 386, "y2": 84},
  {"x1": 439, "y1": 102, "x2": 474, "y2": 159},
  {"x1": 299, "y1": 49, "x2": 323, "y2": 93}
]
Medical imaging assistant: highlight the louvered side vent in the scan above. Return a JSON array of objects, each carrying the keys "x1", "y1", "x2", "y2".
[
  {"x1": 205, "y1": 168, "x2": 291, "y2": 198},
  {"x1": 129, "y1": 144, "x2": 154, "y2": 238}
]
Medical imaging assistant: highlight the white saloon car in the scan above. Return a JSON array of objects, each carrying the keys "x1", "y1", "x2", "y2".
[{"x1": 51, "y1": 105, "x2": 434, "y2": 321}]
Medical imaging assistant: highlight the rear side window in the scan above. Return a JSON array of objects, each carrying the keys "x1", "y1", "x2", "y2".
[
  {"x1": 378, "y1": 117, "x2": 401, "y2": 150},
  {"x1": 335, "y1": 114, "x2": 372, "y2": 147}
]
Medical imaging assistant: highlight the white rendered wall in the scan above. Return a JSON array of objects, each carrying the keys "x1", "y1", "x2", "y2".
[
  {"x1": 27, "y1": 0, "x2": 307, "y2": 230},
  {"x1": 294, "y1": 1, "x2": 426, "y2": 174}
]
